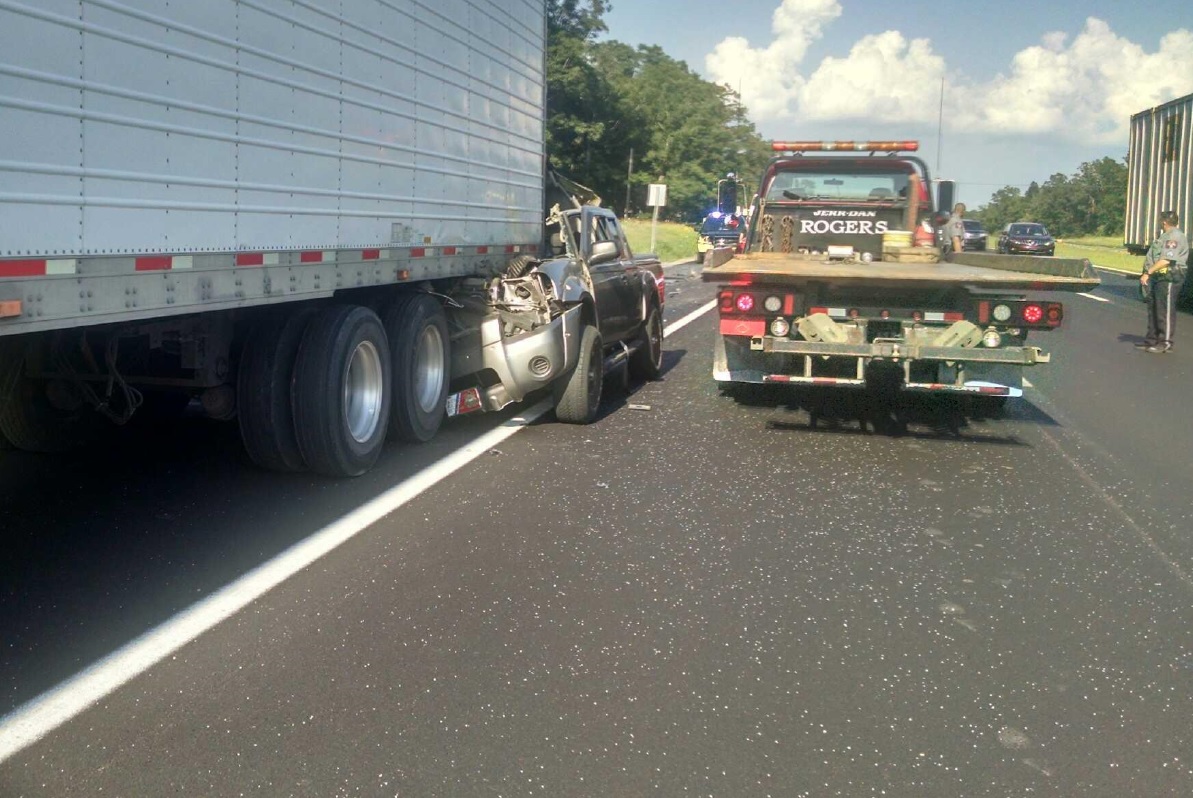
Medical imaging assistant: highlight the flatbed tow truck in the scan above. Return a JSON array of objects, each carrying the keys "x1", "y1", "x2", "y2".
[{"x1": 702, "y1": 141, "x2": 1099, "y2": 413}]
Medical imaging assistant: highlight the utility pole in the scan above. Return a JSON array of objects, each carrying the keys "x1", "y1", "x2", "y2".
[
  {"x1": 936, "y1": 74, "x2": 944, "y2": 178},
  {"x1": 624, "y1": 148, "x2": 634, "y2": 217}
]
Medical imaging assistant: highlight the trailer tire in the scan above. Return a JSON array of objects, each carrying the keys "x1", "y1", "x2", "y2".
[
  {"x1": 0, "y1": 342, "x2": 101, "y2": 452},
  {"x1": 553, "y1": 324, "x2": 602, "y2": 424},
  {"x1": 384, "y1": 293, "x2": 449, "y2": 443},
  {"x1": 695, "y1": 250, "x2": 706, "y2": 264},
  {"x1": 628, "y1": 303, "x2": 663, "y2": 381},
  {"x1": 237, "y1": 308, "x2": 316, "y2": 472},
  {"x1": 292, "y1": 305, "x2": 392, "y2": 477}
]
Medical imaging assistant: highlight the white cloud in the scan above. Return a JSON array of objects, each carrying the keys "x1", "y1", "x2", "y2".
[
  {"x1": 705, "y1": 0, "x2": 841, "y2": 120},
  {"x1": 705, "y1": 5, "x2": 1193, "y2": 145},
  {"x1": 798, "y1": 31, "x2": 944, "y2": 122},
  {"x1": 957, "y1": 18, "x2": 1193, "y2": 142}
]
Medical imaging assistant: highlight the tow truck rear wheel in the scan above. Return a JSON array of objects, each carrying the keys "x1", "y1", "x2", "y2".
[
  {"x1": 237, "y1": 307, "x2": 316, "y2": 472},
  {"x1": 384, "y1": 293, "x2": 450, "y2": 443},
  {"x1": 628, "y1": 303, "x2": 663, "y2": 381},
  {"x1": 292, "y1": 305, "x2": 392, "y2": 477},
  {"x1": 553, "y1": 324, "x2": 602, "y2": 424}
]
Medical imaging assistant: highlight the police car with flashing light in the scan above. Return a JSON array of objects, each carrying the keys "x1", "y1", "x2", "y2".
[{"x1": 695, "y1": 211, "x2": 746, "y2": 263}]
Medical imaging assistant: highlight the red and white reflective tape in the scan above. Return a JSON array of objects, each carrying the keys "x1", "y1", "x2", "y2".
[
  {"x1": 135, "y1": 256, "x2": 193, "y2": 271},
  {"x1": 0, "y1": 258, "x2": 78, "y2": 277},
  {"x1": 235, "y1": 252, "x2": 281, "y2": 267},
  {"x1": 298, "y1": 250, "x2": 338, "y2": 264},
  {"x1": 1, "y1": 243, "x2": 537, "y2": 278}
]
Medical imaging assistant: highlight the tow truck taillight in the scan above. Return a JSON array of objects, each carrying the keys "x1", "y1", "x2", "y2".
[
  {"x1": 1024, "y1": 303, "x2": 1063, "y2": 327},
  {"x1": 979, "y1": 300, "x2": 1063, "y2": 328},
  {"x1": 720, "y1": 289, "x2": 794, "y2": 318}
]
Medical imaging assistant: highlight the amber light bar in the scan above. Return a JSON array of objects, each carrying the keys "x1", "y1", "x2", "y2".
[{"x1": 770, "y1": 140, "x2": 919, "y2": 152}]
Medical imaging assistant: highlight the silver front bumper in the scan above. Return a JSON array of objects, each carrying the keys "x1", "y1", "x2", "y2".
[{"x1": 478, "y1": 305, "x2": 585, "y2": 411}]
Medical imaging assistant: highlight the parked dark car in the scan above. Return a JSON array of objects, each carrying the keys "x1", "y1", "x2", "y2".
[
  {"x1": 962, "y1": 219, "x2": 987, "y2": 251},
  {"x1": 998, "y1": 222, "x2": 1055, "y2": 256}
]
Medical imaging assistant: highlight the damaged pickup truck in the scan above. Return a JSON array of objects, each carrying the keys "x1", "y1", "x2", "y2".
[{"x1": 442, "y1": 197, "x2": 665, "y2": 426}]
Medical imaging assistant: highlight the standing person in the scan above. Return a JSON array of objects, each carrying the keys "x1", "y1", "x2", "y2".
[
  {"x1": 1138, "y1": 211, "x2": 1190, "y2": 353},
  {"x1": 943, "y1": 203, "x2": 966, "y2": 254}
]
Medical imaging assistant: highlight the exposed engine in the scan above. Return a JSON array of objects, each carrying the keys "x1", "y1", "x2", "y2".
[{"x1": 492, "y1": 271, "x2": 560, "y2": 336}]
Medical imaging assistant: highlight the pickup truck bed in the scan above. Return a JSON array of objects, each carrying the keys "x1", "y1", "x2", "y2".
[{"x1": 703, "y1": 251, "x2": 1101, "y2": 293}]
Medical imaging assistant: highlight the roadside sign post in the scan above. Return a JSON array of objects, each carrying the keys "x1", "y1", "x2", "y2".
[{"x1": 647, "y1": 183, "x2": 667, "y2": 255}]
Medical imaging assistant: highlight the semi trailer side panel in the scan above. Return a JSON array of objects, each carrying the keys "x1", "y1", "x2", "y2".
[
  {"x1": 1125, "y1": 93, "x2": 1192, "y2": 253},
  {"x1": 0, "y1": 0, "x2": 545, "y2": 257}
]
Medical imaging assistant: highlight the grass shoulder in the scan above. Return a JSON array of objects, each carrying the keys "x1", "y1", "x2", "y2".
[
  {"x1": 622, "y1": 218, "x2": 697, "y2": 264},
  {"x1": 1055, "y1": 236, "x2": 1141, "y2": 273}
]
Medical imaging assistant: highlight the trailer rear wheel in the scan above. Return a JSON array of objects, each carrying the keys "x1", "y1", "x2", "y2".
[
  {"x1": 237, "y1": 308, "x2": 316, "y2": 471},
  {"x1": 292, "y1": 305, "x2": 392, "y2": 477},
  {"x1": 384, "y1": 293, "x2": 449, "y2": 443},
  {"x1": 0, "y1": 343, "x2": 100, "y2": 452},
  {"x1": 628, "y1": 303, "x2": 663, "y2": 381},
  {"x1": 553, "y1": 324, "x2": 602, "y2": 424}
]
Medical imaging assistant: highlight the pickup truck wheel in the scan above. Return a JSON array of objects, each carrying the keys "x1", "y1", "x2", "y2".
[
  {"x1": 237, "y1": 308, "x2": 316, "y2": 472},
  {"x1": 553, "y1": 324, "x2": 602, "y2": 424},
  {"x1": 0, "y1": 343, "x2": 101, "y2": 452},
  {"x1": 628, "y1": 304, "x2": 663, "y2": 381},
  {"x1": 384, "y1": 293, "x2": 449, "y2": 443},
  {"x1": 292, "y1": 305, "x2": 392, "y2": 477}
]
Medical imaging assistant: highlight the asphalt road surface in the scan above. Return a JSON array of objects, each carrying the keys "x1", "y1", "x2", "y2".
[{"x1": 2, "y1": 263, "x2": 1192, "y2": 797}]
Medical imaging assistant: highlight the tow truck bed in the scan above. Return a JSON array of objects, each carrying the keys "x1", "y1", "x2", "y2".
[{"x1": 703, "y1": 251, "x2": 1101, "y2": 293}]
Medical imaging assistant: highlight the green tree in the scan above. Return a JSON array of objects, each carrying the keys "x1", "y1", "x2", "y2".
[
  {"x1": 976, "y1": 158, "x2": 1128, "y2": 238},
  {"x1": 544, "y1": 4, "x2": 770, "y2": 220},
  {"x1": 601, "y1": 45, "x2": 769, "y2": 219},
  {"x1": 1071, "y1": 157, "x2": 1128, "y2": 235},
  {"x1": 977, "y1": 186, "x2": 1027, "y2": 233},
  {"x1": 545, "y1": 2, "x2": 623, "y2": 199}
]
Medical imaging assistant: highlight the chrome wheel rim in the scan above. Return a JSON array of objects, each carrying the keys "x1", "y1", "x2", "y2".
[
  {"x1": 413, "y1": 324, "x2": 446, "y2": 414},
  {"x1": 343, "y1": 340, "x2": 384, "y2": 443}
]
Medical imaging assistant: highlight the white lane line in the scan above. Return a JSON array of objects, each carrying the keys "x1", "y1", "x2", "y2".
[
  {"x1": 0, "y1": 297, "x2": 720, "y2": 764},
  {"x1": 0, "y1": 403, "x2": 552, "y2": 763},
  {"x1": 665, "y1": 299, "x2": 717, "y2": 336},
  {"x1": 1077, "y1": 292, "x2": 1110, "y2": 303},
  {"x1": 1023, "y1": 378, "x2": 1034, "y2": 388}
]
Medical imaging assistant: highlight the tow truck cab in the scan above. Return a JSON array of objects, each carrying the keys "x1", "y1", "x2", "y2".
[{"x1": 747, "y1": 140, "x2": 944, "y2": 260}]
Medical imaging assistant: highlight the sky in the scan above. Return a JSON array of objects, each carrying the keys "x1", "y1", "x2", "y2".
[{"x1": 601, "y1": 0, "x2": 1193, "y2": 208}]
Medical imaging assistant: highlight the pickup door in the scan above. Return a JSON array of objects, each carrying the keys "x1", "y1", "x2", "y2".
[{"x1": 582, "y1": 207, "x2": 639, "y2": 343}]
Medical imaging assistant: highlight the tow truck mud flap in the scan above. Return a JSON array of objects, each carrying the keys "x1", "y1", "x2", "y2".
[
  {"x1": 476, "y1": 305, "x2": 584, "y2": 411},
  {"x1": 714, "y1": 333, "x2": 769, "y2": 383}
]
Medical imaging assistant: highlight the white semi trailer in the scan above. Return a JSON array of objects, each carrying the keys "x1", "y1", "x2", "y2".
[
  {"x1": 1125, "y1": 93, "x2": 1192, "y2": 256},
  {"x1": 0, "y1": 1, "x2": 664, "y2": 476}
]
